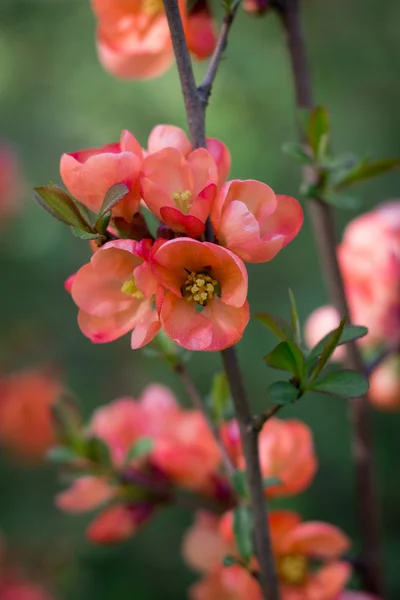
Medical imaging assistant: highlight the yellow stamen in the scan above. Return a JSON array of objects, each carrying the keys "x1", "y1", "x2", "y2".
[
  {"x1": 277, "y1": 554, "x2": 308, "y2": 585},
  {"x1": 142, "y1": 0, "x2": 164, "y2": 16},
  {"x1": 121, "y1": 275, "x2": 144, "y2": 299},
  {"x1": 182, "y1": 271, "x2": 219, "y2": 306},
  {"x1": 171, "y1": 189, "x2": 192, "y2": 214}
]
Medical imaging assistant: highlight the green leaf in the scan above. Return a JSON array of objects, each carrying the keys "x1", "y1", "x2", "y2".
[
  {"x1": 124, "y1": 437, "x2": 154, "y2": 464},
  {"x1": 255, "y1": 313, "x2": 294, "y2": 342},
  {"x1": 309, "y1": 317, "x2": 346, "y2": 382},
  {"x1": 223, "y1": 555, "x2": 240, "y2": 567},
  {"x1": 34, "y1": 185, "x2": 92, "y2": 230},
  {"x1": 86, "y1": 437, "x2": 112, "y2": 467},
  {"x1": 264, "y1": 341, "x2": 305, "y2": 380},
  {"x1": 311, "y1": 370, "x2": 369, "y2": 398},
  {"x1": 47, "y1": 446, "x2": 80, "y2": 464},
  {"x1": 232, "y1": 470, "x2": 249, "y2": 500},
  {"x1": 334, "y1": 158, "x2": 400, "y2": 190},
  {"x1": 210, "y1": 372, "x2": 232, "y2": 423},
  {"x1": 70, "y1": 227, "x2": 105, "y2": 241},
  {"x1": 307, "y1": 324, "x2": 368, "y2": 365},
  {"x1": 97, "y1": 183, "x2": 129, "y2": 220},
  {"x1": 267, "y1": 381, "x2": 299, "y2": 405},
  {"x1": 263, "y1": 476, "x2": 282, "y2": 489},
  {"x1": 308, "y1": 106, "x2": 330, "y2": 158},
  {"x1": 282, "y1": 142, "x2": 311, "y2": 164},
  {"x1": 95, "y1": 212, "x2": 111, "y2": 235},
  {"x1": 288, "y1": 289, "x2": 301, "y2": 345},
  {"x1": 233, "y1": 506, "x2": 254, "y2": 562},
  {"x1": 51, "y1": 396, "x2": 82, "y2": 447}
]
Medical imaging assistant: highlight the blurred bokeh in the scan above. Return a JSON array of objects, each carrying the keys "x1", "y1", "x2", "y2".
[{"x1": 1, "y1": 0, "x2": 400, "y2": 598}]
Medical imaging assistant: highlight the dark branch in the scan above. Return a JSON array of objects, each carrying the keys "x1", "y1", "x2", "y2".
[{"x1": 276, "y1": 0, "x2": 384, "y2": 595}]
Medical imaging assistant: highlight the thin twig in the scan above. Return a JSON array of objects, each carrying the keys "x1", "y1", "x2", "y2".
[
  {"x1": 252, "y1": 404, "x2": 282, "y2": 433},
  {"x1": 198, "y1": 0, "x2": 241, "y2": 107},
  {"x1": 174, "y1": 363, "x2": 236, "y2": 476},
  {"x1": 162, "y1": 2, "x2": 281, "y2": 598},
  {"x1": 275, "y1": 1, "x2": 384, "y2": 595}
]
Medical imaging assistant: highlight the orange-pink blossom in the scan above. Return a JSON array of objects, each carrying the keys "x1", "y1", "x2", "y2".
[
  {"x1": 151, "y1": 238, "x2": 250, "y2": 351},
  {"x1": 221, "y1": 417, "x2": 317, "y2": 497},
  {"x1": 184, "y1": 509, "x2": 351, "y2": 600},
  {"x1": 0, "y1": 369, "x2": 61, "y2": 462},
  {"x1": 70, "y1": 239, "x2": 160, "y2": 348},
  {"x1": 141, "y1": 147, "x2": 217, "y2": 238},
  {"x1": 91, "y1": 0, "x2": 216, "y2": 80},
  {"x1": 60, "y1": 130, "x2": 143, "y2": 220},
  {"x1": 147, "y1": 125, "x2": 231, "y2": 188},
  {"x1": 211, "y1": 180, "x2": 303, "y2": 263}
]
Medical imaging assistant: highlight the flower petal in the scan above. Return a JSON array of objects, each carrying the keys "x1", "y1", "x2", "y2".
[
  {"x1": 148, "y1": 125, "x2": 192, "y2": 156},
  {"x1": 78, "y1": 304, "x2": 142, "y2": 343},
  {"x1": 55, "y1": 477, "x2": 115, "y2": 513},
  {"x1": 280, "y1": 522, "x2": 351, "y2": 559},
  {"x1": 202, "y1": 297, "x2": 250, "y2": 351},
  {"x1": 305, "y1": 562, "x2": 351, "y2": 600},
  {"x1": 160, "y1": 292, "x2": 213, "y2": 351},
  {"x1": 160, "y1": 206, "x2": 205, "y2": 238}
]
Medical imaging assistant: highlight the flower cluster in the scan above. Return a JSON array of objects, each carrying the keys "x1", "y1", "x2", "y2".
[
  {"x1": 183, "y1": 509, "x2": 352, "y2": 600},
  {"x1": 305, "y1": 201, "x2": 400, "y2": 410},
  {"x1": 61, "y1": 125, "x2": 303, "y2": 352},
  {"x1": 55, "y1": 383, "x2": 316, "y2": 546},
  {"x1": 91, "y1": 0, "x2": 216, "y2": 79}
]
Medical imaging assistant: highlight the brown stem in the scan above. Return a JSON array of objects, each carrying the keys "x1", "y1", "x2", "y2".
[
  {"x1": 162, "y1": 2, "x2": 281, "y2": 598},
  {"x1": 276, "y1": 1, "x2": 384, "y2": 595},
  {"x1": 221, "y1": 349, "x2": 281, "y2": 600},
  {"x1": 174, "y1": 363, "x2": 235, "y2": 476},
  {"x1": 162, "y1": 0, "x2": 206, "y2": 147},
  {"x1": 198, "y1": 0, "x2": 241, "y2": 107}
]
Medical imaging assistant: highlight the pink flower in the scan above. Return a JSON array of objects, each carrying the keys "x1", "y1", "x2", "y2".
[
  {"x1": 338, "y1": 201, "x2": 400, "y2": 347},
  {"x1": 185, "y1": 0, "x2": 217, "y2": 60},
  {"x1": 141, "y1": 147, "x2": 217, "y2": 238},
  {"x1": 147, "y1": 125, "x2": 231, "y2": 188},
  {"x1": 221, "y1": 418, "x2": 317, "y2": 497},
  {"x1": 337, "y1": 593, "x2": 381, "y2": 600},
  {"x1": 368, "y1": 355, "x2": 400, "y2": 411},
  {"x1": 60, "y1": 130, "x2": 143, "y2": 220},
  {"x1": 219, "y1": 510, "x2": 351, "y2": 600},
  {"x1": 70, "y1": 239, "x2": 160, "y2": 348},
  {"x1": 211, "y1": 180, "x2": 303, "y2": 263},
  {"x1": 0, "y1": 583, "x2": 54, "y2": 600},
  {"x1": 0, "y1": 369, "x2": 61, "y2": 463},
  {"x1": 151, "y1": 238, "x2": 250, "y2": 351},
  {"x1": 87, "y1": 504, "x2": 153, "y2": 545},
  {"x1": 92, "y1": 0, "x2": 216, "y2": 80}
]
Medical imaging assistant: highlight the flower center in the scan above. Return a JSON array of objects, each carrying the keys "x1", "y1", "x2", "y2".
[
  {"x1": 183, "y1": 271, "x2": 219, "y2": 306},
  {"x1": 277, "y1": 554, "x2": 308, "y2": 585},
  {"x1": 172, "y1": 189, "x2": 191, "y2": 214},
  {"x1": 142, "y1": 0, "x2": 164, "y2": 16},
  {"x1": 121, "y1": 275, "x2": 144, "y2": 299}
]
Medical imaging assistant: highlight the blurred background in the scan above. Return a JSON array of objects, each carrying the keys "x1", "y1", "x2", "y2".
[{"x1": 0, "y1": 0, "x2": 399, "y2": 598}]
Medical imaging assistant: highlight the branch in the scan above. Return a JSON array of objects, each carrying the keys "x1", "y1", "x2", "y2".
[
  {"x1": 251, "y1": 404, "x2": 282, "y2": 433},
  {"x1": 276, "y1": 0, "x2": 384, "y2": 595},
  {"x1": 221, "y1": 349, "x2": 281, "y2": 600},
  {"x1": 174, "y1": 362, "x2": 236, "y2": 476},
  {"x1": 162, "y1": 0, "x2": 206, "y2": 147},
  {"x1": 162, "y1": 3, "x2": 281, "y2": 598},
  {"x1": 198, "y1": 0, "x2": 241, "y2": 107}
]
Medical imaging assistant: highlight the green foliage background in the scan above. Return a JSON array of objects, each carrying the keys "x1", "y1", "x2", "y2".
[{"x1": 0, "y1": 0, "x2": 399, "y2": 597}]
